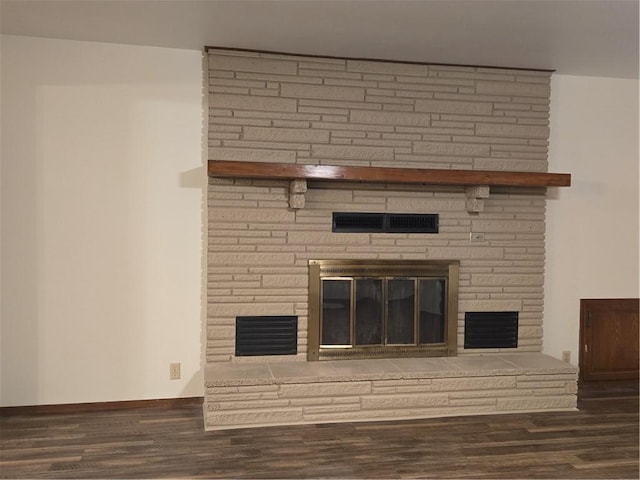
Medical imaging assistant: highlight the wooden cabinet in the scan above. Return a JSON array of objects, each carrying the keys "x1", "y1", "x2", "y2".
[{"x1": 580, "y1": 298, "x2": 639, "y2": 381}]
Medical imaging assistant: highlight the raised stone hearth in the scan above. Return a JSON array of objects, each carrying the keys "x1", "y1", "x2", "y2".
[{"x1": 205, "y1": 353, "x2": 577, "y2": 430}]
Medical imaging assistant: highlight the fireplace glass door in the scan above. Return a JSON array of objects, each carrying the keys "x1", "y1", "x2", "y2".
[
  {"x1": 321, "y1": 277, "x2": 445, "y2": 349},
  {"x1": 309, "y1": 260, "x2": 458, "y2": 360}
]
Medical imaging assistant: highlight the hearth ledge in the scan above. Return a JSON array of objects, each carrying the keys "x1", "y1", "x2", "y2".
[
  {"x1": 204, "y1": 353, "x2": 578, "y2": 431},
  {"x1": 205, "y1": 353, "x2": 576, "y2": 387}
]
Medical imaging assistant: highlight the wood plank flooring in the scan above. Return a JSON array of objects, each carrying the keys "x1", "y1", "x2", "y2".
[{"x1": 1, "y1": 381, "x2": 637, "y2": 479}]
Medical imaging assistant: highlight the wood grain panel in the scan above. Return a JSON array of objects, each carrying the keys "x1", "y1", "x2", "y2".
[
  {"x1": 580, "y1": 298, "x2": 639, "y2": 381},
  {"x1": 207, "y1": 160, "x2": 572, "y2": 188},
  {"x1": 0, "y1": 397, "x2": 203, "y2": 416}
]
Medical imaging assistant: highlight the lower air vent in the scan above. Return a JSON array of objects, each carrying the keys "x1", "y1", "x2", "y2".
[
  {"x1": 236, "y1": 316, "x2": 298, "y2": 356},
  {"x1": 333, "y1": 213, "x2": 438, "y2": 233},
  {"x1": 464, "y1": 311, "x2": 518, "y2": 349}
]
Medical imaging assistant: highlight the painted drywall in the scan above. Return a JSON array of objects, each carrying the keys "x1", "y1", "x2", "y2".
[
  {"x1": 544, "y1": 74, "x2": 639, "y2": 365},
  {"x1": 2, "y1": 35, "x2": 637, "y2": 406},
  {"x1": 1, "y1": 35, "x2": 206, "y2": 406}
]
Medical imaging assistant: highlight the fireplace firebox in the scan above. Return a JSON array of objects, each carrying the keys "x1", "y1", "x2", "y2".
[{"x1": 307, "y1": 260, "x2": 459, "y2": 361}]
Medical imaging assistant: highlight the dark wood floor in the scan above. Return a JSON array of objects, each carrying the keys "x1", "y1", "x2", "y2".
[{"x1": 1, "y1": 382, "x2": 638, "y2": 479}]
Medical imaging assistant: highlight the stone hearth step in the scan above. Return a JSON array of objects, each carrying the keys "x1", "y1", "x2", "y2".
[{"x1": 204, "y1": 353, "x2": 578, "y2": 431}]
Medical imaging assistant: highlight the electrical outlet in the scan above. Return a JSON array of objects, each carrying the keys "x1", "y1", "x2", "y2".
[
  {"x1": 169, "y1": 362, "x2": 181, "y2": 380},
  {"x1": 470, "y1": 232, "x2": 485, "y2": 242},
  {"x1": 562, "y1": 351, "x2": 571, "y2": 363}
]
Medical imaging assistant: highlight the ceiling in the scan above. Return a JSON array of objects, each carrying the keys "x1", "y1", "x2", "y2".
[{"x1": 1, "y1": 0, "x2": 638, "y2": 79}]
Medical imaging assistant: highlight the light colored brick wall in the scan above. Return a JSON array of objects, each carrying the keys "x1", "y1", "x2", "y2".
[{"x1": 207, "y1": 49, "x2": 551, "y2": 363}]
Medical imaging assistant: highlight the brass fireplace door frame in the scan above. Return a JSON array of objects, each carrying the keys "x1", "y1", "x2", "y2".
[{"x1": 307, "y1": 259, "x2": 459, "y2": 361}]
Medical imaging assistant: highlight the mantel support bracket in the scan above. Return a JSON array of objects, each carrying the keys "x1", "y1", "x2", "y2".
[
  {"x1": 465, "y1": 185, "x2": 490, "y2": 213},
  {"x1": 288, "y1": 180, "x2": 489, "y2": 212},
  {"x1": 289, "y1": 179, "x2": 307, "y2": 209}
]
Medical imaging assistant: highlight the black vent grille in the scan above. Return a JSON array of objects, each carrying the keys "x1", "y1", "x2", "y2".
[
  {"x1": 464, "y1": 311, "x2": 518, "y2": 349},
  {"x1": 387, "y1": 213, "x2": 438, "y2": 233},
  {"x1": 333, "y1": 213, "x2": 438, "y2": 233},
  {"x1": 236, "y1": 316, "x2": 298, "y2": 356},
  {"x1": 333, "y1": 213, "x2": 384, "y2": 232}
]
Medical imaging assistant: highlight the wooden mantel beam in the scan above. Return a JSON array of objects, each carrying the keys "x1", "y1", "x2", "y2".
[{"x1": 208, "y1": 160, "x2": 571, "y2": 188}]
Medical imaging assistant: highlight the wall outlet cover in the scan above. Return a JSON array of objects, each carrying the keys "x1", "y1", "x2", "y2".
[{"x1": 169, "y1": 362, "x2": 181, "y2": 380}]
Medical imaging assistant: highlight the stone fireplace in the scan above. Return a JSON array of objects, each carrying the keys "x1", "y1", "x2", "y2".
[{"x1": 204, "y1": 48, "x2": 577, "y2": 430}]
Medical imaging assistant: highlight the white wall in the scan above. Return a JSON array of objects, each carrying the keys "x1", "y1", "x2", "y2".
[
  {"x1": 2, "y1": 35, "x2": 637, "y2": 407},
  {"x1": 545, "y1": 74, "x2": 639, "y2": 364},
  {"x1": 1, "y1": 35, "x2": 205, "y2": 406}
]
